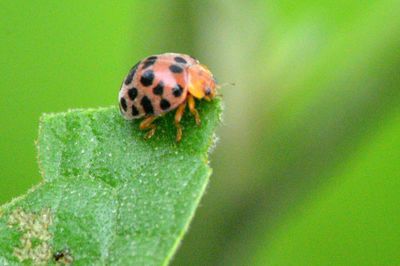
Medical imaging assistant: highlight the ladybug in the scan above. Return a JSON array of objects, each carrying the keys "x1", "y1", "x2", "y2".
[{"x1": 119, "y1": 53, "x2": 218, "y2": 142}]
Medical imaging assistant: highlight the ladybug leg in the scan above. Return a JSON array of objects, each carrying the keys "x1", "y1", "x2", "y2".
[
  {"x1": 139, "y1": 115, "x2": 158, "y2": 140},
  {"x1": 188, "y1": 94, "x2": 201, "y2": 126},
  {"x1": 174, "y1": 101, "x2": 187, "y2": 142}
]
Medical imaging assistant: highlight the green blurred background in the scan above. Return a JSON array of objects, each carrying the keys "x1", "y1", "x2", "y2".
[{"x1": 1, "y1": 1, "x2": 399, "y2": 265}]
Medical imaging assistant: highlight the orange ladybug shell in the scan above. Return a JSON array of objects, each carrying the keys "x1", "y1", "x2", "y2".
[{"x1": 119, "y1": 53, "x2": 199, "y2": 119}]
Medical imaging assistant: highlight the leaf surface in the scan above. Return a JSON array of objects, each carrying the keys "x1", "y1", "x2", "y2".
[{"x1": 0, "y1": 100, "x2": 221, "y2": 265}]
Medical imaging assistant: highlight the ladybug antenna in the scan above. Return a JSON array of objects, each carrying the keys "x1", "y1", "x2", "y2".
[{"x1": 217, "y1": 82, "x2": 235, "y2": 89}]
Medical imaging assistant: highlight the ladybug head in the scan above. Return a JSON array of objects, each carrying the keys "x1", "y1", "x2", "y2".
[{"x1": 187, "y1": 64, "x2": 217, "y2": 101}]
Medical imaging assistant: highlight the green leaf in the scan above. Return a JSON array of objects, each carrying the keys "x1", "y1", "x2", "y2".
[{"x1": 0, "y1": 99, "x2": 222, "y2": 265}]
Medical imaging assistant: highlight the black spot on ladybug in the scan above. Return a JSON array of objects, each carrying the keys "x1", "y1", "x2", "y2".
[
  {"x1": 142, "y1": 56, "x2": 157, "y2": 69},
  {"x1": 124, "y1": 62, "x2": 140, "y2": 85},
  {"x1": 140, "y1": 70, "x2": 155, "y2": 86},
  {"x1": 141, "y1": 96, "x2": 154, "y2": 114},
  {"x1": 153, "y1": 82, "x2": 164, "y2": 96},
  {"x1": 120, "y1": 98, "x2": 127, "y2": 112},
  {"x1": 160, "y1": 99, "x2": 171, "y2": 110},
  {"x1": 174, "y1": 56, "x2": 187, "y2": 64},
  {"x1": 205, "y1": 87, "x2": 211, "y2": 96},
  {"x1": 172, "y1": 84, "x2": 184, "y2": 97},
  {"x1": 169, "y1": 64, "x2": 183, "y2": 73},
  {"x1": 142, "y1": 61, "x2": 155, "y2": 70},
  {"x1": 131, "y1": 104, "x2": 139, "y2": 116},
  {"x1": 128, "y1": 87, "x2": 138, "y2": 101}
]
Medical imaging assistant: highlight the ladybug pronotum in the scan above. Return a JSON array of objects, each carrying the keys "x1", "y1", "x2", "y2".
[{"x1": 119, "y1": 53, "x2": 218, "y2": 142}]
